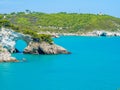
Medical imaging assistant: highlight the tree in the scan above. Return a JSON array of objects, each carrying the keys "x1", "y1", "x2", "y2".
[{"x1": 25, "y1": 10, "x2": 31, "y2": 14}]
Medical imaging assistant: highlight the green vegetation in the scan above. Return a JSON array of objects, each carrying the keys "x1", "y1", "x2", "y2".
[
  {"x1": 2, "y1": 11, "x2": 120, "y2": 34},
  {"x1": 0, "y1": 14, "x2": 18, "y2": 29},
  {"x1": 23, "y1": 30, "x2": 53, "y2": 44},
  {"x1": 0, "y1": 14, "x2": 53, "y2": 44},
  {"x1": 0, "y1": 10, "x2": 120, "y2": 36},
  {"x1": 0, "y1": 11, "x2": 120, "y2": 42}
]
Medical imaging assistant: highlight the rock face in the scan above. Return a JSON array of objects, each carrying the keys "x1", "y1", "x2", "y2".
[
  {"x1": 0, "y1": 45, "x2": 18, "y2": 62},
  {"x1": 24, "y1": 42, "x2": 71, "y2": 54}
]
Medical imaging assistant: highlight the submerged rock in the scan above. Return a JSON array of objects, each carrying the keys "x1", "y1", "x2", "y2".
[{"x1": 24, "y1": 42, "x2": 71, "y2": 54}]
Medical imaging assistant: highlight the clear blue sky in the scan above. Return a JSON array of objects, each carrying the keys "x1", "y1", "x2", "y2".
[{"x1": 0, "y1": 0, "x2": 120, "y2": 17}]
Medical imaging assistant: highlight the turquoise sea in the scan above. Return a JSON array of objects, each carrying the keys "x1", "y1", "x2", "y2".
[{"x1": 0, "y1": 36, "x2": 120, "y2": 90}]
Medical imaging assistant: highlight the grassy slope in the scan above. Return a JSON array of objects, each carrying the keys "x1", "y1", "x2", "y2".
[{"x1": 1, "y1": 12, "x2": 120, "y2": 34}]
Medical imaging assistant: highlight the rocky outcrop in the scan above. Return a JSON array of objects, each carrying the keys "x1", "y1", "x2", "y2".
[
  {"x1": 0, "y1": 45, "x2": 18, "y2": 62},
  {"x1": 24, "y1": 42, "x2": 71, "y2": 54}
]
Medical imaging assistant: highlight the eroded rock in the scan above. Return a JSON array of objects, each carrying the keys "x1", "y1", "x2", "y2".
[
  {"x1": 0, "y1": 27, "x2": 70, "y2": 56},
  {"x1": 24, "y1": 42, "x2": 71, "y2": 54},
  {"x1": 0, "y1": 45, "x2": 18, "y2": 62}
]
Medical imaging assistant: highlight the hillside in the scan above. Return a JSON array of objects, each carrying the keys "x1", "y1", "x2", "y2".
[{"x1": 1, "y1": 12, "x2": 120, "y2": 34}]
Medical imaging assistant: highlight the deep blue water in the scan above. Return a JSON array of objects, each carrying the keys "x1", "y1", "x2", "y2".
[{"x1": 0, "y1": 36, "x2": 120, "y2": 90}]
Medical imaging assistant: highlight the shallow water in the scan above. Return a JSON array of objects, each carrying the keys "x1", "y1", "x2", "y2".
[{"x1": 0, "y1": 36, "x2": 120, "y2": 90}]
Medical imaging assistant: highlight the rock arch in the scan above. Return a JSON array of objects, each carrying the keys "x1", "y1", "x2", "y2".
[{"x1": 0, "y1": 27, "x2": 70, "y2": 55}]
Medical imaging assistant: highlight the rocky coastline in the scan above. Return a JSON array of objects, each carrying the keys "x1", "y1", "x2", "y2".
[
  {"x1": 38, "y1": 30, "x2": 120, "y2": 37},
  {"x1": 81, "y1": 31, "x2": 120, "y2": 37},
  {"x1": 1, "y1": 27, "x2": 120, "y2": 63}
]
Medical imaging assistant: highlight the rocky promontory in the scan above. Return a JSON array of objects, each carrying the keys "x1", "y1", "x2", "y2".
[{"x1": 24, "y1": 41, "x2": 70, "y2": 54}]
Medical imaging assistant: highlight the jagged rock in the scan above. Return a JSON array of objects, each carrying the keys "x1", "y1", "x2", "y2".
[
  {"x1": 0, "y1": 45, "x2": 18, "y2": 62},
  {"x1": 24, "y1": 42, "x2": 71, "y2": 54}
]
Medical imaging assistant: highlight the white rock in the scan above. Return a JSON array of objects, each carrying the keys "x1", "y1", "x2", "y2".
[{"x1": 0, "y1": 27, "x2": 32, "y2": 53}]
